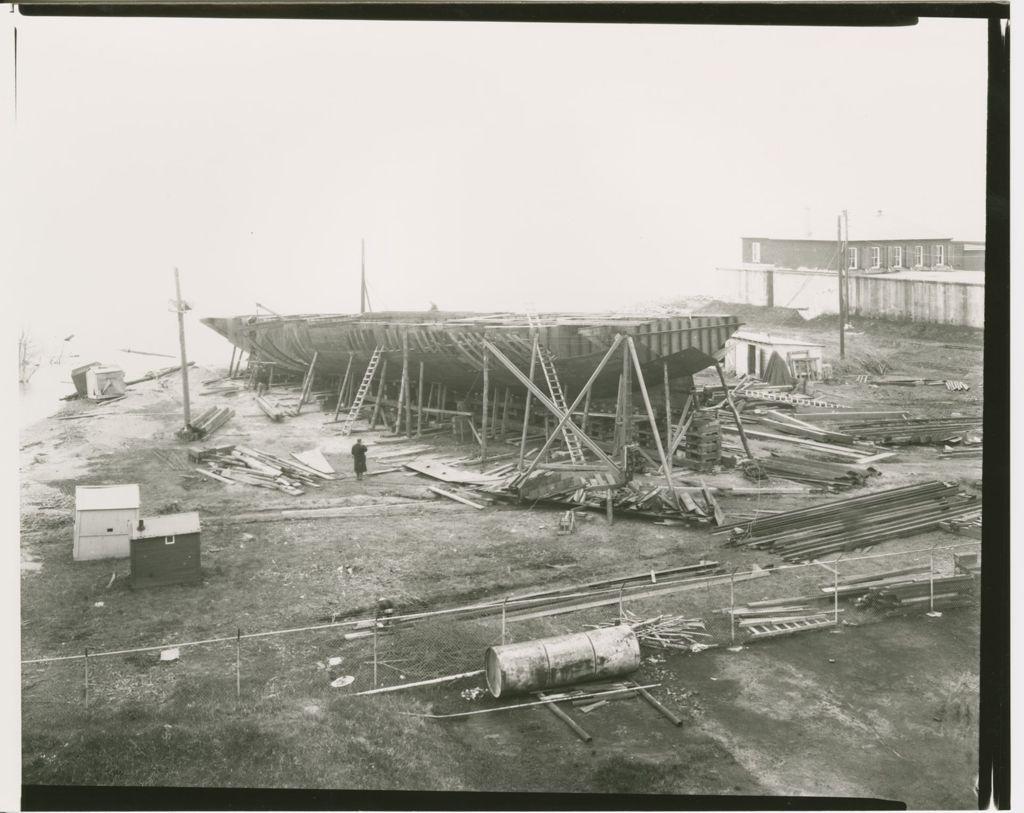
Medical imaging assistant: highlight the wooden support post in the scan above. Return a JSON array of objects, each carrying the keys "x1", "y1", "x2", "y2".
[
  {"x1": 228, "y1": 346, "x2": 237, "y2": 378},
  {"x1": 543, "y1": 417, "x2": 551, "y2": 462},
  {"x1": 618, "y1": 582, "x2": 625, "y2": 618},
  {"x1": 500, "y1": 387, "x2": 511, "y2": 437},
  {"x1": 372, "y1": 611, "x2": 379, "y2": 688},
  {"x1": 626, "y1": 337, "x2": 682, "y2": 511},
  {"x1": 490, "y1": 386, "x2": 500, "y2": 439},
  {"x1": 481, "y1": 340, "x2": 620, "y2": 473},
  {"x1": 333, "y1": 353, "x2": 354, "y2": 421},
  {"x1": 267, "y1": 363, "x2": 274, "y2": 392},
  {"x1": 235, "y1": 628, "x2": 241, "y2": 705},
  {"x1": 663, "y1": 361, "x2": 672, "y2": 476},
  {"x1": 613, "y1": 370, "x2": 625, "y2": 457},
  {"x1": 518, "y1": 336, "x2": 539, "y2": 471},
  {"x1": 370, "y1": 359, "x2": 388, "y2": 429},
  {"x1": 713, "y1": 361, "x2": 753, "y2": 459},
  {"x1": 395, "y1": 342, "x2": 409, "y2": 436},
  {"x1": 730, "y1": 571, "x2": 736, "y2": 643},
  {"x1": 929, "y1": 552, "x2": 935, "y2": 613},
  {"x1": 416, "y1": 362, "x2": 425, "y2": 437},
  {"x1": 173, "y1": 268, "x2": 192, "y2": 428},
  {"x1": 297, "y1": 351, "x2": 319, "y2": 413},
  {"x1": 440, "y1": 385, "x2": 447, "y2": 415},
  {"x1": 519, "y1": 334, "x2": 624, "y2": 481},
  {"x1": 621, "y1": 342, "x2": 632, "y2": 446},
  {"x1": 668, "y1": 392, "x2": 694, "y2": 459},
  {"x1": 481, "y1": 347, "x2": 489, "y2": 465},
  {"x1": 581, "y1": 387, "x2": 592, "y2": 435},
  {"x1": 402, "y1": 334, "x2": 412, "y2": 437}
]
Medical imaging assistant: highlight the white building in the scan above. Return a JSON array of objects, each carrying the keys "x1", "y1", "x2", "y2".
[{"x1": 73, "y1": 484, "x2": 141, "y2": 561}]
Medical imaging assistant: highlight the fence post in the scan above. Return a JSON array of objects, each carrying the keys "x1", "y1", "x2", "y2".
[
  {"x1": 373, "y1": 609, "x2": 379, "y2": 688},
  {"x1": 929, "y1": 551, "x2": 936, "y2": 613},
  {"x1": 729, "y1": 571, "x2": 736, "y2": 644},
  {"x1": 833, "y1": 558, "x2": 840, "y2": 624},
  {"x1": 235, "y1": 628, "x2": 241, "y2": 706},
  {"x1": 83, "y1": 648, "x2": 89, "y2": 711},
  {"x1": 618, "y1": 584, "x2": 625, "y2": 621},
  {"x1": 501, "y1": 598, "x2": 508, "y2": 645}
]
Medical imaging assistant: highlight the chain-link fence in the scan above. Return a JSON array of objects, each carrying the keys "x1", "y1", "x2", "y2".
[{"x1": 22, "y1": 540, "x2": 980, "y2": 723}]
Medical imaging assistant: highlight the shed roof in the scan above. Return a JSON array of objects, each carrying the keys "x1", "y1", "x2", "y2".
[
  {"x1": 132, "y1": 512, "x2": 201, "y2": 539},
  {"x1": 76, "y1": 484, "x2": 141, "y2": 511},
  {"x1": 88, "y1": 366, "x2": 125, "y2": 376},
  {"x1": 730, "y1": 330, "x2": 824, "y2": 348}
]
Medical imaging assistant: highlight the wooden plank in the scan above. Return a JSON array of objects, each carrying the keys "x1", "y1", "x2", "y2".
[
  {"x1": 427, "y1": 486, "x2": 487, "y2": 510},
  {"x1": 291, "y1": 449, "x2": 335, "y2": 475}
]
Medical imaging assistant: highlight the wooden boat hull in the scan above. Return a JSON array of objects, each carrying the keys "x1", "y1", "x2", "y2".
[{"x1": 201, "y1": 311, "x2": 741, "y2": 396}]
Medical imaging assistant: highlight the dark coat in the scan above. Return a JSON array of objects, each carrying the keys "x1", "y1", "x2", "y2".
[{"x1": 351, "y1": 442, "x2": 367, "y2": 474}]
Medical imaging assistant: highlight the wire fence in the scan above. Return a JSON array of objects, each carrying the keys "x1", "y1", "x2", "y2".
[{"x1": 21, "y1": 540, "x2": 981, "y2": 720}]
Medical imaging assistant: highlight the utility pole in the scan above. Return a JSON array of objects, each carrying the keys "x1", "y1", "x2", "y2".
[
  {"x1": 837, "y1": 215, "x2": 845, "y2": 359},
  {"x1": 360, "y1": 239, "x2": 368, "y2": 314},
  {"x1": 173, "y1": 267, "x2": 192, "y2": 428}
]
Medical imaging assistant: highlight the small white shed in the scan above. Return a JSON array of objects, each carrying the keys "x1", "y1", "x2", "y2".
[
  {"x1": 73, "y1": 484, "x2": 141, "y2": 561},
  {"x1": 85, "y1": 366, "x2": 126, "y2": 400},
  {"x1": 726, "y1": 331, "x2": 825, "y2": 380}
]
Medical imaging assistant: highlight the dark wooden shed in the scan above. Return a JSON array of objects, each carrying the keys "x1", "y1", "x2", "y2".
[{"x1": 129, "y1": 512, "x2": 202, "y2": 589}]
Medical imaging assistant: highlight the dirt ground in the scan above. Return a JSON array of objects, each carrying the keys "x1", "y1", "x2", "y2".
[{"x1": 19, "y1": 312, "x2": 983, "y2": 806}]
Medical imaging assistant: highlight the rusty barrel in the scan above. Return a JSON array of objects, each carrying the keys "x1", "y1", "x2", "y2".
[{"x1": 484, "y1": 625, "x2": 640, "y2": 698}]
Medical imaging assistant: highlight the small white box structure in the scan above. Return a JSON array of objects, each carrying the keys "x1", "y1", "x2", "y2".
[
  {"x1": 73, "y1": 484, "x2": 140, "y2": 561},
  {"x1": 725, "y1": 331, "x2": 825, "y2": 380},
  {"x1": 85, "y1": 365, "x2": 126, "y2": 400}
]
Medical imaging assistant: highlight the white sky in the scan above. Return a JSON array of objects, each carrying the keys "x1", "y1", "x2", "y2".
[{"x1": 4, "y1": 15, "x2": 989, "y2": 361}]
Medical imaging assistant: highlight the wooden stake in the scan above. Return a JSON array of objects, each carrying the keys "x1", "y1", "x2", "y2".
[
  {"x1": 416, "y1": 362, "x2": 425, "y2": 437},
  {"x1": 481, "y1": 347, "x2": 489, "y2": 465},
  {"x1": 333, "y1": 353, "x2": 354, "y2": 421},
  {"x1": 518, "y1": 336, "x2": 538, "y2": 471},
  {"x1": 235, "y1": 628, "x2": 241, "y2": 704},
  {"x1": 626, "y1": 337, "x2": 682, "y2": 511},
  {"x1": 173, "y1": 268, "x2": 192, "y2": 428},
  {"x1": 713, "y1": 361, "x2": 753, "y2": 459}
]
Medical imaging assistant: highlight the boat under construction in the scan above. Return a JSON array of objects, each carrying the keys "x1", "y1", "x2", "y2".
[{"x1": 201, "y1": 310, "x2": 742, "y2": 397}]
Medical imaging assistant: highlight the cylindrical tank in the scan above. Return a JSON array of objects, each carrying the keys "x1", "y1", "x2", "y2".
[{"x1": 484, "y1": 624, "x2": 640, "y2": 698}]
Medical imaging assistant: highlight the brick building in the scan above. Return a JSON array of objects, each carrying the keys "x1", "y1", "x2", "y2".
[{"x1": 741, "y1": 236, "x2": 985, "y2": 272}]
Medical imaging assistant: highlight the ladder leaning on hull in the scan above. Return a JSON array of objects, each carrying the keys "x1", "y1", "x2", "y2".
[{"x1": 338, "y1": 347, "x2": 384, "y2": 437}]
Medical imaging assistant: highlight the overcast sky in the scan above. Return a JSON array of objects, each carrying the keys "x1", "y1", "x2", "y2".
[{"x1": 4, "y1": 14, "x2": 988, "y2": 362}]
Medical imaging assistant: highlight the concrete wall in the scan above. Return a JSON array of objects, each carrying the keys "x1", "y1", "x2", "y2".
[{"x1": 709, "y1": 267, "x2": 985, "y2": 328}]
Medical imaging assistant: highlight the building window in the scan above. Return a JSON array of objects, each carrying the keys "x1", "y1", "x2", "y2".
[
  {"x1": 847, "y1": 247, "x2": 858, "y2": 269},
  {"x1": 164, "y1": 536, "x2": 176, "y2": 545},
  {"x1": 870, "y1": 247, "x2": 881, "y2": 269},
  {"x1": 751, "y1": 241, "x2": 761, "y2": 263},
  {"x1": 890, "y1": 246, "x2": 903, "y2": 268},
  {"x1": 933, "y1": 244, "x2": 945, "y2": 266},
  {"x1": 914, "y1": 246, "x2": 924, "y2": 267}
]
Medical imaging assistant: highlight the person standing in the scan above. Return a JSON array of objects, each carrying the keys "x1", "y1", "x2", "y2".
[{"x1": 351, "y1": 439, "x2": 368, "y2": 481}]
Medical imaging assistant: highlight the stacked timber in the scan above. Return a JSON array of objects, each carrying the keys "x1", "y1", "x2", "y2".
[
  {"x1": 855, "y1": 574, "x2": 976, "y2": 612},
  {"x1": 716, "y1": 481, "x2": 981, "y2": 561},
  {"x1": 817, "y1": 564, "x2": 933, "y2": 599},
  {"x1": 188, "y1": 405, "x2": 235, "y2": 438},
  {"x1": 740, "y1": 454, "x2": 881, "y2": 491},
  {"x1": 832, "y1": 416, "x2": 983, "y2": 446},
  {"x1": 192, "y1": 444, "x2": 338, "y2": 495},
  {"x1": 255, "y1": 394, "x2": 286, "y2": 422},
  {"x1": 684, "y1": 416, "x2": 721, "y2": 472}
]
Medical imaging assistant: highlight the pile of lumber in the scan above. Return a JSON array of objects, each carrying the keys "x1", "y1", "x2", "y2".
[
  {"x1": 255, "y1": 394, "x2": 286, "y2": 422},
  {"x1": 817, "y1": 564, "x2": 933, "y2": 599},
  {"x1": 191, "y1": 444, "x2": 338, "y2": 495},
  {"x1": 855, "y1": 573, "x2": 976, "y2": 612},
  {"x1": 716, "y1": 481, "x2": 982, "y2": 561},
  {"x1": 939, "y1": 516, "x2": 982, "y2": 539},
  {"x1": 830, "y1": 416, "x2": 983, "y2": 446},
  {"x1": 188, "y1": 405, "x2": 234, "y2": 438},
  {"x1": 740, "y1": 454, "x2": 881, "y2": 490}
]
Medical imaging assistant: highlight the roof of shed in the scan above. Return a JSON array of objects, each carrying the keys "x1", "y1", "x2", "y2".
[
  {"x1": 730, "y1": 330, "x2": 824, "y2": 348},
  {"x1": 76, "y1": 484, "x2": 141, "y2": 511},
  {"x1": 133, "y1": 512, "x2": 201, "y2": 539}
]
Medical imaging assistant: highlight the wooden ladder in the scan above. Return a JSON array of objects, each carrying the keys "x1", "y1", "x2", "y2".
[
  {"x1": 338, "y1": 347, "x2": 384, "y2": 437},
  {"x1": 536, "y1": 346, "x2": 586, "y2": 466}
]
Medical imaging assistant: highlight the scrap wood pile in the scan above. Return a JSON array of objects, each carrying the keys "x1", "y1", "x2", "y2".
[
  {"x1": 716, "y1": 481, "x2": 981, "y2": 561},
  {"x1": 588, "y1": 610, "x2": 716, "y2": 652},
  {"x1": 855, "y1": 573, "x2": 976, "y2": 613},
  {"x1": 200, "y1": 377, "x2": 241, "y2": 396},
  {"x1": 740, "y1": 454, "x2": 881, "y2": 491},
  {"x1": 939, "y1": 515, "x2": 982, "y2": 539},
  {"x1": 190, "y1": 444, "x2": 338, "y2": 495},
  {"x1": 718, "y1": 411, "x2": 893, "y2": 466},
  {"x1": 254, "y1": 394, "x2": 287, "y2": 422}
]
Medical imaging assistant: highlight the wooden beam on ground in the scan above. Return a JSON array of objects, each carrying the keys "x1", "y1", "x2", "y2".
[{"x1": 427, "y1": 486, "x2": 487, "y2": 510}]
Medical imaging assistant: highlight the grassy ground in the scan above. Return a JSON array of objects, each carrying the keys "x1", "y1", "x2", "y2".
[{"x1": 20, "y1": 311, "x2": 984, "y2": 804}]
